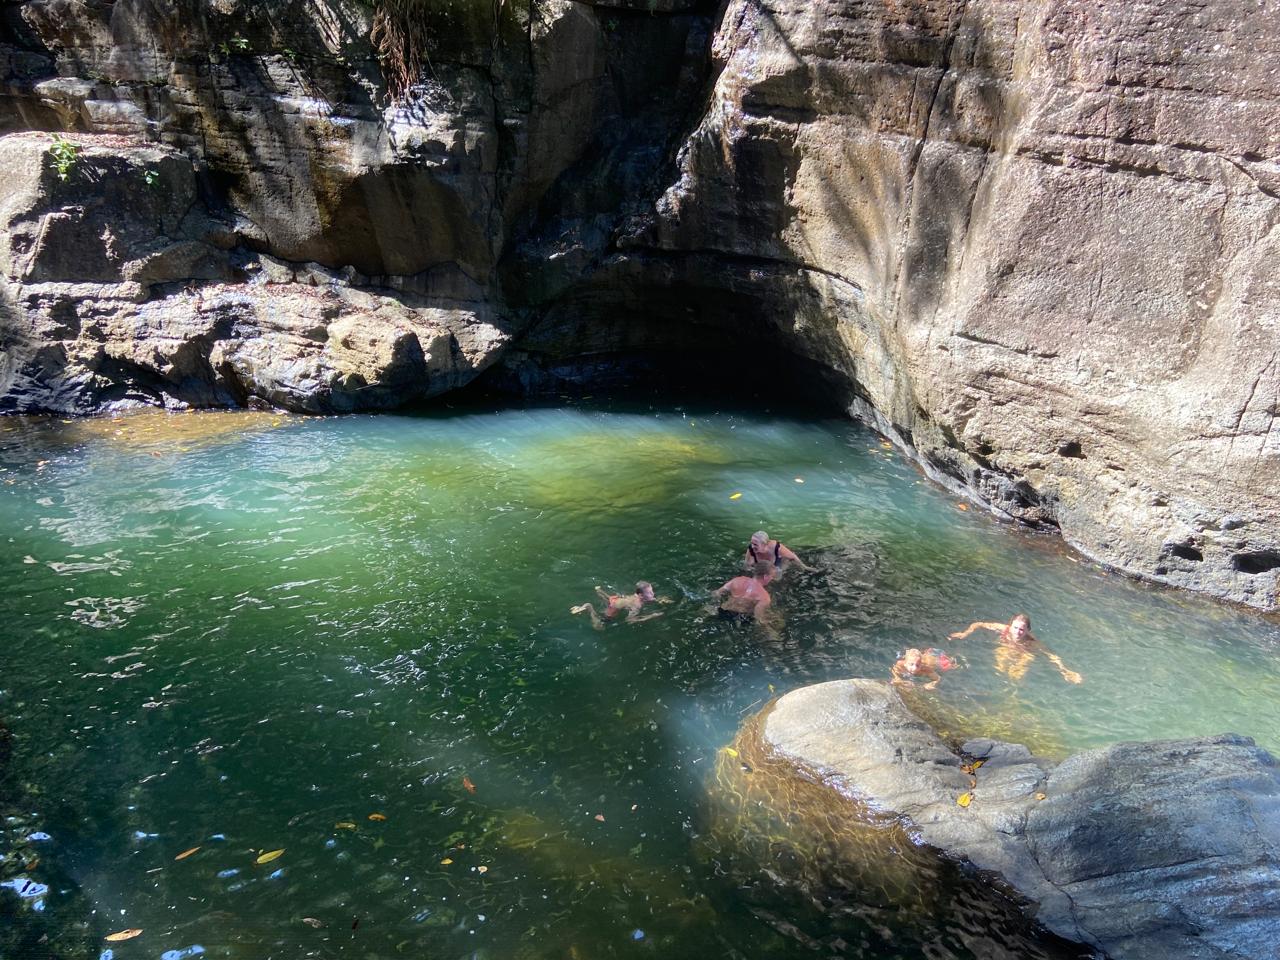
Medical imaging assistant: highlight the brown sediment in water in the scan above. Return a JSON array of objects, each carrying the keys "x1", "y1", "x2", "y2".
[{"x1": 0, "y1": 409, "x2": 300, "y2": 456}]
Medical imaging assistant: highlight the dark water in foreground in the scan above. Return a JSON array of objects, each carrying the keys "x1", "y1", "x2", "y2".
[{"x1": 1, "y1": 404, "x2": 1276, "y2": 960}]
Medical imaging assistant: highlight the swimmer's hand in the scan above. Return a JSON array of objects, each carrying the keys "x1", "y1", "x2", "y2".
[
  {"x1": 1062, "y1": 669, "x2": 1083, "y2": 684},
  {"x1": 655, "y1": 596, "x2": 675, "y2": 605},
  {"x1": 923, "y1": 680, "x2": 940, "y2": 690}
]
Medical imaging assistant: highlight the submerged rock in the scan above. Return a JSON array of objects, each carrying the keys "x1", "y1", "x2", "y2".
[{"x1": 751, "y1": 679, "x2": 1280, "y2": 960}]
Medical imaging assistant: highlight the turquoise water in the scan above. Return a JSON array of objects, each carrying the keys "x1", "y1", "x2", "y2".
[{"x1": 1, "y1": 403, "x2": 1277, "y2": 959}]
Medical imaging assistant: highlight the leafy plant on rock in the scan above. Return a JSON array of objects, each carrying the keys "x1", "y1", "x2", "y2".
[{"x1": 48, "y1": 134, "x2": 79, "y2": 181}]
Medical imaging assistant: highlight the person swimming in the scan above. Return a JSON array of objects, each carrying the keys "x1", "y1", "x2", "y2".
[
  {"x1": 571, "y1": 581, "x2": 667, "y2": 630},
  {"x1": 891, "y1": 647, "x2": 959, "y2": 690},
  {"x1": 948, "y1": 613, "x2": 1083, "y2": 684},
  {"x1": 713, "y1": 560, "x2": 776, "y2": 624},
  {"x1": 743, "y1": 531, "x2": 812, "y2": 575}
]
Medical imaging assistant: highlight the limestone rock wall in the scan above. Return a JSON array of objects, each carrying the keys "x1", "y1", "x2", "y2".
[
  {"x1": 623, "y1": 0, "x2": 1280, "y2": 609},
  {"x1": 2, "y1": 0, "x2": 1278, "y2": 610}
]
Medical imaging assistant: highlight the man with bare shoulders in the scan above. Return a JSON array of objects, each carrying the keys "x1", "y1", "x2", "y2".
[
  {"x1": 714, "y1": 560, "x2": 776, "y2": 624},
  {"x1": 948, "y1": 613, "x2": 1082, "y2": 684},
  {"x1": 571, "y1": 581, "x2": 667, "y2": 630},
  {"x1": 743, "y1": 531, "x2": 812, "y2": 575}
]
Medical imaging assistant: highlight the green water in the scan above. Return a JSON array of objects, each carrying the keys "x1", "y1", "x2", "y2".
[{"x1": 1, "y1": 403, "x2": 1277, "y2": 960}]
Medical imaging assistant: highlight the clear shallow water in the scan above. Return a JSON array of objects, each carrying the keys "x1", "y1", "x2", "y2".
[{"x1": 0, "y1": 403, "x2": 1277, "y2": 959}]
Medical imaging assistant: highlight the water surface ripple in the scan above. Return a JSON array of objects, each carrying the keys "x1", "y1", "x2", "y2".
[{"x1": 1, "y1": 405, "x2": 1276, "y2": 959}]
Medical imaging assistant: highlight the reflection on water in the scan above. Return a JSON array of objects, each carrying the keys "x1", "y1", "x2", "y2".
[{"x1": 0, "y1": 404, "x2": 1276, "y2": 959}]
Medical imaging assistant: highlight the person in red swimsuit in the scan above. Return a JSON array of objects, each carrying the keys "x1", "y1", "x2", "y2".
[{"x1": 571, "y1": 582, "x2": 667, "y2": 629}]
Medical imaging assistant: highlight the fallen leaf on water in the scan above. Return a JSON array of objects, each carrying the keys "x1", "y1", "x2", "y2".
[
  {"x1": 368, "y1": 813, "x2": 387, "y2": 822},
  {"x1": 956, "y1": 792, "x2": 973, "y2": 808},
  {"x1": 593, "y1": 814, "x2": 606, "y2": 822},
  {"x1": 302, "y1": 917, "x2": 325, "y2": 929},
  {"x1": 462, "y1": 775, "x2": 477, "y2": 794},
  {"x1": 334, "y1": 822, "x2": 356, "y2": 830},
  {"x1": 768, "y1": 683, "x2": 775, "y2": 693},
  {"x1": 970, "y1": 758, "x2": 986, "y2": 770},
  {"x1": 723, "y1": 747, "x2": 739, "y2": 758},
  {"x1": 956, "y1": 503, "x2": 969, "y2": 511},
  {"x1": 476, "y1": 865, "x2": 488, "y2": 874},
  {"x1": 105, "y1": 930, "x2": 143, "y2": 942},
  {"x1": 255, "y1": 849, "x2": 285, "y2": 865},
  {"x1": 729, "y1": 492, "x2": 742, "y2": 500},
  {"x1": 23, "y1": 859, "x2": 38, "y2": 871},
  {"x1": 174, "y1": 846, "x2": 201, "y2": 861},
  {"x1": 440, "y1": 858, "x2": 453, "y2": 865},
  {"x1": 1035, "y1": 792, "x2": 1047, "y2": 801}
]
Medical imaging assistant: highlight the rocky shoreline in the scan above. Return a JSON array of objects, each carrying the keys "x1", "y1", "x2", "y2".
[{"x1": 744, "y1": 679, "x2": 1280, "y2": 960}]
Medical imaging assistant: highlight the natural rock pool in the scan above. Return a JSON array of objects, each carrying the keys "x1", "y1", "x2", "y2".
[{"x1": 2, "y1": 404, "x2": 1278, "y2": 959}]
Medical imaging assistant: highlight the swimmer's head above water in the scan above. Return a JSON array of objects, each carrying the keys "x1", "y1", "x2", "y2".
[
  {"x1": 635, "y1": 581, "x2": 656, "y2": 602},
  {"x1": 1007, "y1": 613, "x2": 1032, "y2": 642},
  {"x1": 751, "y1": 531, "x2": 770, "y2": 550}
]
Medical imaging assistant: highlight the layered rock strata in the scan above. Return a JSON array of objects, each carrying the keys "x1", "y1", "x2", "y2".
[
  {"x1": 754, "y1": 679, "x2": 1280, "y2": 960},
  {"x1": 1, "y1": 0, "x2": 1278, "y2": 610}
]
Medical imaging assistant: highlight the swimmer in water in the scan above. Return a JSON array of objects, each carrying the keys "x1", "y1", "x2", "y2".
[
  {"x1": 571, "y1": 581, "x2": 667, "y2": 630},
  {"x1": 891, "y1": 647, "x2": 959, "y2": 690},
  {"x1": 743, "y1": 531, "x2": 812, "y2": 575},
  {"x1": 713, "y1": 560, "x2": 776, "y2": 624},
  {"x1": 948, "y1": 613, "x2": 1083, "y2": 684}
]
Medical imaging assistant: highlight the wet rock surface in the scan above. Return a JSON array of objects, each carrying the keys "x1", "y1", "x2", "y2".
[
  {"x1": 1, "y1": 0, "x2": 1278, "y2": 610},
  {"x1": 760, "y1": 679, "x2": 1280, "y2": 960}
]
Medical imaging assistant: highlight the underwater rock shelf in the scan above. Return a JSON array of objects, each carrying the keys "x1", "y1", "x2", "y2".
[{"x1": 756, "y1": 680, "x2": 1280, "y2": 960}]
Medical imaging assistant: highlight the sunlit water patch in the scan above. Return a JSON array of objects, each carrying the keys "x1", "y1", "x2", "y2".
[{"x1": 0, "y1": 405, "x2": 1277, "y2": 959}]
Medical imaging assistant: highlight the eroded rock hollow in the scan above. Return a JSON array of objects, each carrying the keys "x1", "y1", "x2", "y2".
[{"x1": 2, "y1": 0, "x2": 1277, "y2": 609}]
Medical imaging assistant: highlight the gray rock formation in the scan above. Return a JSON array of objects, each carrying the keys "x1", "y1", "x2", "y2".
[
  {"x1": 1, "y1": 0, "x2": 1278, "y2": 610},
  {"x1": 761, "y1": 679, "x2": 1280, "y2": 960}
]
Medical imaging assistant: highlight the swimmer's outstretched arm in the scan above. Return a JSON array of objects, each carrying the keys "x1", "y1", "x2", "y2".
[
  {"x1": 948, "y1": 621, "x2": 1006, "y2": 640},
  {"x1": 627, "y1": 610, "x2": 664, "y2": 624},
  {"x1": 594, "y1": 586, "x2": 613, "y2": 604},
  {"x1": 1030, "y1": 639, "x2": 1083, "y2": 684},
  {"x1": 779, "y1": 544, "x2": 814, "y2": 571}
]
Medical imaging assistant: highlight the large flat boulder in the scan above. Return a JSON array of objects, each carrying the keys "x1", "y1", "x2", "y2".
[{"x1": 762, "y1": 679, "x2": 1280, "y2": 960}]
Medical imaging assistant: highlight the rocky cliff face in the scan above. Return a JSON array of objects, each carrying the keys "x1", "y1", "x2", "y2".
[{"x1": 2, "y1": 0, "x2": 1278, "y2": 610}]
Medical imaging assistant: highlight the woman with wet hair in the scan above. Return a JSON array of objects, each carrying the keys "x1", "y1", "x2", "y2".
[{"x1": 948, "y1": 613, "x2": 1082, "y2": 684}]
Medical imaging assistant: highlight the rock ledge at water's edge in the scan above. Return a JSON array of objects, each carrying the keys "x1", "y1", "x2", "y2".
[{"x1": 757, "y1": 679, "x2": 1280, "y2": 960}]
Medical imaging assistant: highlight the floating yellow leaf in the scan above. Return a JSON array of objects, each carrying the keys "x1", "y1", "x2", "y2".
[
  {"x1": 440, "y1": 858, "x2": 453, "y2": 865},
  {"x1": 956, "y1": 792, "x2": 973, "y2": 808},
  {"x1": 335, "y1": 822, "x2": 356, "y2": 830},
  {"x1": 729, "y1": 492, "x2": 742, "y2": 500},
  {"x1": 723, "y1": 747, "x2": 739, "y2": 757},
  {"x1": 970, "y1": 758, "x2": 986, "y2": 770},
  {"x1": 956, "y1": 503, "x2": 969, "y2": 511},
  {"x1": 462, "y1": 776, "x2": 476, "y2": 794},
  {"x1": 105, "y1": 930, "x2": 143, "y2": 942},
  {"x1": 174, "y1": 846, "x2": 201, "y2": 861},
  {"x1": 880, "y1": 441, "x2": 892, "y2": 449},
  {"x1": 1035, "y1": 792, "x2": 1047, "y2": 801},
  {"x1": 768, "y1": 683, "x2": 775, "y2": 693},
  {"x1": 255, "y1": 848, "x2": 285, "y2": 865},
  {"x1": 476, "y1": 865, "x2": 488, "y2": 874},
  {"x1": 368, "y1": 813, "x2": 387, "y2": 822}
]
